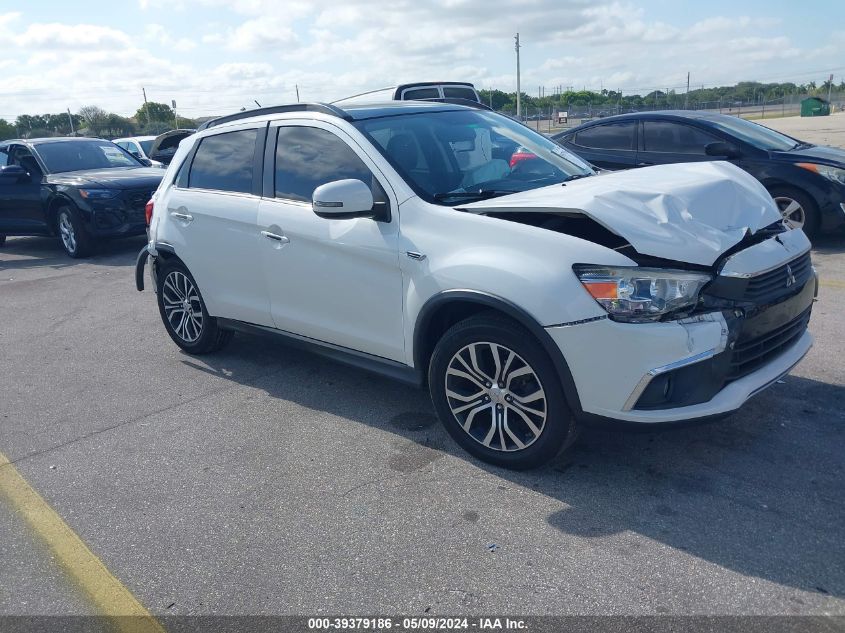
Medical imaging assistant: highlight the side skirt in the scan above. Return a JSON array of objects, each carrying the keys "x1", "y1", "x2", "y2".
[{"x1": 217, "y1": 318, "x2": 424, "y2": 387}]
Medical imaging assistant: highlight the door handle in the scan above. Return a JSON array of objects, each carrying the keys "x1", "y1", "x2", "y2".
[
  {"x1": 261, "y1": 230, "x2": 289, "y2": 244},
  {"x1": 170, "y1": 212, "x2": 193, "y2": 222}
]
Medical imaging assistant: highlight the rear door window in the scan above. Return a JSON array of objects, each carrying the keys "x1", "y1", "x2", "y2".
[
  {"x1": 642, "y1": 121, "x2": 720, "y2": 154},
  {"x1": 188, "y1": 129, "x2": 258, "y2": 194},
  {"x1": 573, "y1": 122, "x2": 636, "y2": 150}
]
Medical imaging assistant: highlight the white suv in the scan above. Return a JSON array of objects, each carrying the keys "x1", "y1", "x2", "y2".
[{"x1": 136, "y1": 100, "x2": 815, "y2": 469}]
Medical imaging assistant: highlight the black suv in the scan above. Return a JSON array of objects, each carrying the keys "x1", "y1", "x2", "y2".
[{"x1": 0, "y1": 138, "x2": 164, "y2": 257}]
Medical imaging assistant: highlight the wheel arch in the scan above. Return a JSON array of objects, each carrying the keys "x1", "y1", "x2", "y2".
[
  {"x1": 413, "y1": 290, "x2": 585, "y2": 415},
  {"x1": 46, "y1": 194, "x2": 77, "y2": 234}
]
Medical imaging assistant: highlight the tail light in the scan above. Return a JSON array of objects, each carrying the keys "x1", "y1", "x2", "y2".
[
  {"x1": 144, "y1": 199, "x2": 154, "y2": 226},
  {"x1": 509, "y1": 149, "x2": 538, "y2": 169}
]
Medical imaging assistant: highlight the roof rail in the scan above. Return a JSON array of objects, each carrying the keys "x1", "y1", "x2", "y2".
[
  {"x1": 198, "y1": 103, "x2": 352, "y2": 131},
  {"x1": 421, "y1": 97, "x2": 493, "y2": 111}
]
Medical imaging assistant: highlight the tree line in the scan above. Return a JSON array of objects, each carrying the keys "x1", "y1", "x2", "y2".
[
  {"x1": 0, "y1": 102, "x2": 198, "y2": 142},
  {"x1": 479, "y1": 79, "x2": 845, "y2": 113},
  {"x1": 3, "y1": 78, "x2": 843, "y2": 141}
]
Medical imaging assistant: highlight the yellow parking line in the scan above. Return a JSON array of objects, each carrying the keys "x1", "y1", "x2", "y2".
[
  {"x1": 0, "y1": 452, "x2": 165, "y2": 633},
  {"x1": 819, "y1": 279, "x2": 845, "y2": 289}
]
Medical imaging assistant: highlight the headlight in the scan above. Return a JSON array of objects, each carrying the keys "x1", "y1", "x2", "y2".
[
  {"x1": 796, "y1": 162, "x2": 845, "y2": 185},
  {"x1": 574, "y1": 265, "x2": 712, "y2": 322},
  {"x1": 79, "y1": 188, "x2": 119, "y2": 200}
]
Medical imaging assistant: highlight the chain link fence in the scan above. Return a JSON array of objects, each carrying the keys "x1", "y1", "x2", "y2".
[{"x1": 495, "y1": 92, "x2": 845, "y2": 134}]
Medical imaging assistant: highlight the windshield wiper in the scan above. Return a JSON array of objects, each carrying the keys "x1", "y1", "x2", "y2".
[
  {"x1": 433, "y1": 189, "x2": 518, "y2": 202},
  {"x1": 561, "y1": 173, "x2": 593, "y2": 183},
  {"x1": 791, "y1": 142, "x2": 814, "y2": 150}
]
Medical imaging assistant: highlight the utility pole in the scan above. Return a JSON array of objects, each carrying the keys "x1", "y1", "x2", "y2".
[
  {"x1": 828, "y1": 73, "x2": 834, "y2": 108},
  {"x1": 685, "y1": 72, "x2": 690, "y2": 110},
  {"x1": 514, "y1": 33, "x2": 521, "y2": 119},
  {"x1": 142, "y1": 87, "x2": 150, "y2": 125},
  {"x1": 295, "y1": 84, "x2": 300, "y2": 102},
  {"x1": 172, "y1": 99, "x2": 179, "y2": 129},
  {"x1": 66, "y1": 108, "x2": 75, "y2": 136}
]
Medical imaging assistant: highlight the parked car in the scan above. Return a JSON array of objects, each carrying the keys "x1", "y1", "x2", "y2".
[
  {"x1": 552, "y1": 111, "x2": 845, "y2": 238},
  {"x1": 0, "y1": 137, "x2": 164, "y2": 257},
  {"x1": 136, "y1": 101, "x2": 814, "y2": 469},
  {"x1": 333, "y1": 81, "x2": 481, "y2": 105},
  {"x1": 113, "y1": 135, "x2": 163, "y2": 167},
  {"x1": 146, "y1": 129, "x2": 196, "y2": 166}
]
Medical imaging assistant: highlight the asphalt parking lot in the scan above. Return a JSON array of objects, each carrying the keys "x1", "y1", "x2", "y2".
[{"x1": 1, "y1": 228, "x2": 843, "y2": 622}]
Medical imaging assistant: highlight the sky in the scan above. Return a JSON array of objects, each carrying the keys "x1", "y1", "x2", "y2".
[{"x1": 1, "y1": 0, "x2": 844, "y2": 120}]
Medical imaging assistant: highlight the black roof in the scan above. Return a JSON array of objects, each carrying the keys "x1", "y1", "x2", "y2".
[
  {"x1": 2, "y1": 136, "x2": 102, "y2": 146},
  {"x1": 199, "y1": 100, "x2": 484, "y2": 130},
  {"x1": 561, "y1": 110, "x2": 757, "y2": 134},
  {"x1": 593, "y1": 110, "x2": 747, "y2": 122}
]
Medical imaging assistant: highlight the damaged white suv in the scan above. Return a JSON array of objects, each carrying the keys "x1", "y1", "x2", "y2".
[{"x1": 136, "y1": 100, "x2": 815, "y2": 469}]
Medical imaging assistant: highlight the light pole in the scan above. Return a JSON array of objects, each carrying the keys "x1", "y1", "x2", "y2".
[{"x1": 514, "y1": 33, "x2": 521, "y2": 119}]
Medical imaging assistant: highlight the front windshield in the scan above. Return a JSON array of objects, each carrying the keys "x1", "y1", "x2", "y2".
[
  {"x1": 36, "y1": 140, "x2": 143, "y2": 173},
  {"x1": 354, "y1": 109, "x2": 594, "y2": 204},
  {"x1": 707, "y1": 116, "x2": 798, "y2": 152}
]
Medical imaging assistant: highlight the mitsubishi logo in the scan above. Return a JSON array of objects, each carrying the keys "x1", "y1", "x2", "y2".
[{"x1": 785, "y1": 264, "x2": 796, "y2": 288}]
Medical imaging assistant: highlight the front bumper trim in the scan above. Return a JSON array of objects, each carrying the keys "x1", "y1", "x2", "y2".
[
  {"x1": 622, "y1": 348, "x2": 718, "y2": 411},
  {"x1": 589, "y1": 330, "x2": 812, "y2": 424}
]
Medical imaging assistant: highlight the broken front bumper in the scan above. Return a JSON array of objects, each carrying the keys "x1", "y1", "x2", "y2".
[{"x1": 547, "y1": 271, "x2": 815, "y2": 425}]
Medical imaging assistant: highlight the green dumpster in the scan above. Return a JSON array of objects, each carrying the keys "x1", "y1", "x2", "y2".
[{"x1": 800, "y1": 96, "x2": 830, "y2": 117}]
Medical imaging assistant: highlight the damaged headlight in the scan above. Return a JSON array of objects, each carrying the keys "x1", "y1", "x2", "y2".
[{"x1": 574, "y1": 265, "x2": 712, "y2": 322}]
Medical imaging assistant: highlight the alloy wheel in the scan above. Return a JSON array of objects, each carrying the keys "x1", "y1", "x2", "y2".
[
  {"x1": 162, "y1": 271, "x2": 204, "y2": 343},
  {"x1": 774, "y1": 196, "x2": 805, "y2": 230},
  {"x1": 58, "y1": 212, "x2": 77, "y2": 254},
  {"x1": 444, "y1": 341, "x2": 547, "y2": 452}
]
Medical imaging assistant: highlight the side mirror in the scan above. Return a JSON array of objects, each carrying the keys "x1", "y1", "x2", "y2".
[
  {"x1": 312, "y1": 179, "x2": 375, "y2": 220},
  {"x1": 705, "y1": 141, "x2": 740, "y2": 159},
  {"x1": 0, "y1": 165, "x2": 27, "y2": 183},
  {"x1": 139, "y1": 158, "x2": 152, "y2": 167}
]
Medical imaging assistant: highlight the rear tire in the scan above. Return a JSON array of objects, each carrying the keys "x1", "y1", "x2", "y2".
[
  {"x1": 428, "y1": 313, "x2": 579, "y2": 469},
  {"x1": 156, "y1": 259, "x2": 233, "y2": 354},
  {"x1": 57, "y1": 205, "x2": 94, "y2": 258}
]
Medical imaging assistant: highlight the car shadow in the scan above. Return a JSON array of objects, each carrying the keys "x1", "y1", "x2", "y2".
[
  {"x1": 812, "y1": 232, "x2": 845, "y2": 255},
  {"x1": 181, "y1": 332, "x2": 845, "y2": 599},
  {"x1": 0, "y1": 235, "x2": 146, "y2": 271}
]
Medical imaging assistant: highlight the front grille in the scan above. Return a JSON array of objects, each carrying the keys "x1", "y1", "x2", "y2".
[
  {"x1": 727, "y1": 306, "x2": 811, "y2": 381},
  {"x1": 126, "y1": 190, "x2": 154, "y2": 212},
  {"x1": 744, "y1": 251, "x2": 812, "y2": 301}
]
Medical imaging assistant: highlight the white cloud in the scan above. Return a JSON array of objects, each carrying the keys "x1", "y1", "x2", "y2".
[
  {"x1": 0, "y1": 1, "x2": 843, "y2": 119},
  {"x1": 144, "y1": 23, "x2": 197, "y2": 52},
  {"x1": 226, "y1": 17, "x2": 298, "y2": 51},
  {"x1": 13, "y1": 22, "x2": 131, "y2": 50}
]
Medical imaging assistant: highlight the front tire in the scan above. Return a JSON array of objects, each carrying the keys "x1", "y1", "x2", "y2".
[
  {"x1": 57, "y1": 206, "x2": 94, "y2": 258},
  {"x1": 769, "y1": 187, "x2": 820, "y2": 238},
  {"x1": 428, "y1": 313, "x2": 578, "y2": 469},
  {"x1": 156, "y1": 260, "x2": 233, "y2": 354}
]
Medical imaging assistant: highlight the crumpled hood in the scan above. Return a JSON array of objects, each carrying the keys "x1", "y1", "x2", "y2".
[{"x1": 462, "y1": 161, "x2": 781, "y2": 266}]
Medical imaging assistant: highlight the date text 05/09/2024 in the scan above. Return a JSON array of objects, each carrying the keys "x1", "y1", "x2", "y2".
[{"x1": 307, "y1": 617, "x2": 528, "y2": 630}]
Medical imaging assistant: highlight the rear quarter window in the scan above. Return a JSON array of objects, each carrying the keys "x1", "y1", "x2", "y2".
[
  {"x1": 442, "y1": 87, "x2": 478, "y2": 101},
  {"x1": 402, "y1": 87, "x2": 441, "y2": 100}
]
